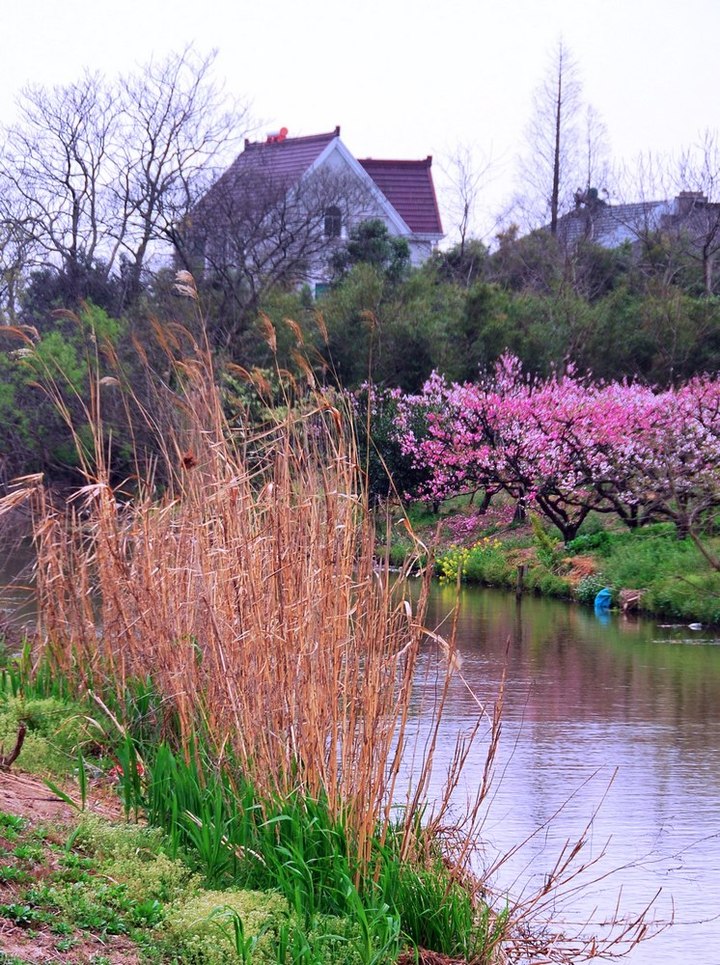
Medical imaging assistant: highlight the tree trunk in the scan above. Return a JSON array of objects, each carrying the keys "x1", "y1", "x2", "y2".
[
  {"x1": 550, "y1": 66, "x2": 562, "y2": 237},
  {"x1": 513, "y1": 494, "x2": 527, "y2": 524}
]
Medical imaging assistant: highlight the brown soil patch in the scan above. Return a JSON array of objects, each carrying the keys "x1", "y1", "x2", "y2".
[
  {"x1": 565, "y1": 554, "x2": 598, "y2": 586},
  {"x1": 0, "y1": 770, "x2": 80, "y2": 824},
  {"x1": 0, "y1": 769, "x2": 119, "y2": 824},
  {"x1": 0, "y1": 920, "x2": 140, "y2": 964},
  {"x1": 505, "y1": 546, "x2": 535, "y2": 565},
  {"x1": 0, "y1": 770, "x2": 133, "y2": 963}
]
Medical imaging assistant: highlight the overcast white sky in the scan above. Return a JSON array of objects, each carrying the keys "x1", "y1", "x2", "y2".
[{"x1": 1, "y1": 0, "x2": 718, "y2": 243}]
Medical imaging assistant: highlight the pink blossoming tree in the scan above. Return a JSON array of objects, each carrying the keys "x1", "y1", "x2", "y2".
[{"x1": 393, "y1": 355, "x2": 720, "y2": 548}]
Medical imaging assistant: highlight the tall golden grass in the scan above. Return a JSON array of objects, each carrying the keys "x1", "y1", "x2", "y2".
[{"x1": 2, "y1": 304, "x2": 474, "y2": 871}]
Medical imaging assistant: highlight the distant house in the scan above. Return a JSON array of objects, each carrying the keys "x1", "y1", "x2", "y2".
[
  {"x1": 184, "y1": 126, "x2": 443, "y2": 298},
  {"x1": 554, "y1": 188, "x2": 720, "y2": 291}
]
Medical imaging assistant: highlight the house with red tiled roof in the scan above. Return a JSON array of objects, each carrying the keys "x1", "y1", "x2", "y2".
[{"x1": 186, "y1": 126, "x2": 443, "y2": 297}]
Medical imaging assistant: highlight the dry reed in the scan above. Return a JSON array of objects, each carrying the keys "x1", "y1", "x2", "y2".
[{"x1": 2, "y1": 318, "x2": 465, "y2": 871}]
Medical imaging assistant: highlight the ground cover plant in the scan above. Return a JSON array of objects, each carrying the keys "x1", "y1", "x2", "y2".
[
  {"x1": 0, "y1": 813, "x2": 178, "y2": 961},
  {"x1": 0, "y1": 797, "x2": 300, "y2": 964}
]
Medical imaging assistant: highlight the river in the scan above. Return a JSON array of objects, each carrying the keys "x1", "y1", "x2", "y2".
[{"x1": 417, "y1": 582, "x2": 720, "y2": 963}]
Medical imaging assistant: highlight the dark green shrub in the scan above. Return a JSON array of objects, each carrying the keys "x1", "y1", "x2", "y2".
[
  {"x1": 645, "y1": 574, "x2": 720, "y2": 625},
  {"x1": 567, "y1": 531, "x2": 613, "y2": 556},
  {"x1": 526, "y1": 568, "x2": 572, "y2": 598},
  {"x1": 603, "y1": 534, "x2": 696, "y2": 589}
]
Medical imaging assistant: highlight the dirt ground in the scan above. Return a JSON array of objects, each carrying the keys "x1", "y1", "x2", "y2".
[
  {"x1": 0, "y1": 770, "x2": 80, "y2": 824},
  {"x1": 0, "y1": 767, "x2": 120, "y2": 825},
  {"x1": 0, "y1": 768, "x2": 136, "y2": 964},
  {"x1": 0, "y1": 921, "x2": 140, "y2": 964}
]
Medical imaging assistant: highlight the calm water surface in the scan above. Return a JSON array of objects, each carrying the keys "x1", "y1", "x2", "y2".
[
  {"x1": 0, "y1": 541, "x2": 35, "y2": 628},
  {"x1": 417, "y1": 583, "x2": 720, "y2": 963}
]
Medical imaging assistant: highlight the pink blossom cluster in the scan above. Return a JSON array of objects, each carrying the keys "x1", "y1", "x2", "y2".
[{"x1": 393, "y1": 355, "x2": 720, "y2": 541}]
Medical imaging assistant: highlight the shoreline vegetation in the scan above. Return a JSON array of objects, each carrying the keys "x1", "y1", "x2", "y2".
[
  {"x1": 379, "y1": 501, "x2": 720, "y2": 628},
  {"x1": 0, "y1": 300, "x2": 660, "y2": 962},
  {"x1": 345, "y1": 352, "x2": 720, "y2": 630}
]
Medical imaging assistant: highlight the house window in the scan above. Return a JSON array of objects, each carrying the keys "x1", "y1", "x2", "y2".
[
  {"x1": 324, "y1": 206, "x2": 342, "y2": 238},
  {"x1": 314, "y1": 282, "x2": 331, "y2": 299}
]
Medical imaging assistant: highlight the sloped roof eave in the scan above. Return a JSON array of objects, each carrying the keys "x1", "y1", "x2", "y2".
[{"x1": 304, "y1": 137, "x2": 414, "y2": 236}]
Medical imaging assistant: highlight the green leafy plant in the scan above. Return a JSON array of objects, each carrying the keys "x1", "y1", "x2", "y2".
[
  {"x1": 437, "y1": 536, "x2": 507, "y2": 586},
  {"x1": 437, "y1": 544, "x2": 471, "y2": 584},
  {"x1": 209, "y1": 906, "x2": 274, "y2": 964},
  {"x1": 0, "y1": 812, "x2": 26, "y2": 836},
  {"x1": 531, "y1": 513, "x2": 565, "y2": 573},
  {"x1": 54, "y1": 937, "x2": 78, "y2": 952},
  {"x1": 0, "y1": 902, "x2": 50, "y2": 928},
  {"x1": 567, "y1": 530, "x2": 613, "y2": 556},
  {"x1": 0, "y1": 865, "x2": 30, "y2": 883},
  {"x1": 575, "y1": 574, "x2": 608, "y2": 606}
]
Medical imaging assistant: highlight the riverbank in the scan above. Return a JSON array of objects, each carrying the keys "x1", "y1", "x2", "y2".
[
  {"x1": 0, "y1": 334, "x2": 674, "y2": 962},
  {"x1": 0, "y1": 346, "x2": 521, "y2": 965},
  {"x1": 382, "y1": 501, "x2": 720, "y2": 627},
  {"x1": 0, "y1": 655, "x2": 515, "y2": 965}
]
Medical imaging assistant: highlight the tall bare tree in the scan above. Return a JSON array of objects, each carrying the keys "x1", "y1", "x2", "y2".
[
  {"x1": 0, "y1": 184, "x2": 38, "y2": 322},
  {"x1": 581, "y1": 105, "x2": 610, "y2": 197},
  {"x1": 517, "y1": 39, "x2": 585, "y2": 233},
  {"x1": 118, "y1": 47, "x2": 247, "y2": 301},
  {"x1": 441, "y1": 144, "x2": 495, "y2": 255},
  {"x1": 0, "y1": 72, "x2": 122, "y2": 302},
  {"x1": 675, "y1": 129, "x2": 720, "y2": 294}
]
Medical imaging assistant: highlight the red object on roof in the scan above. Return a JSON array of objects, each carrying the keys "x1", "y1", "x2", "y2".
[
  {"x1": 359, "y1": 157, "x2": 443, "y2": 235},
  {"x1": 236, "y1": 127, "x2": 341, "y2": 184}
]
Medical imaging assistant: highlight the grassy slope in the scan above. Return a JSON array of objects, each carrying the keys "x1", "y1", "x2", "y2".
[{"x1": 0, "y1": 686, "x2": 295, "y2": 965}]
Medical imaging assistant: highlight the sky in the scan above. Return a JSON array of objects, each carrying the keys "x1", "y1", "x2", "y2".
[{"x1": 1, "y1": 0, "x2": 718, "y2": 244}]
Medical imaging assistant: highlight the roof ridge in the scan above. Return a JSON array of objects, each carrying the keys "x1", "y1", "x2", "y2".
[
  {"x1": 244, "y1": 128, "x2": 340, "y2": 150},
  {"x1": 359, "y1": 157, "x2": 433, "y2": 167}
]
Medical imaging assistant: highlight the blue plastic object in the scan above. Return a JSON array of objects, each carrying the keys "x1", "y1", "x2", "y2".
[{"x1": 594, "y1": 587, "x2": 613, "y2": 609}]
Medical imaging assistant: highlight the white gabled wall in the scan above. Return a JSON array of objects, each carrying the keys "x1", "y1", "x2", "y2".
[{"x1": 302, "y1": 137, "x2": 441, "y2": 288}]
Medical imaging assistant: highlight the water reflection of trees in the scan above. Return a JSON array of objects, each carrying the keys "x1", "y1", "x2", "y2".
[{"x1": 422, "y1": 585, "x2": 720, "y2": 733}]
